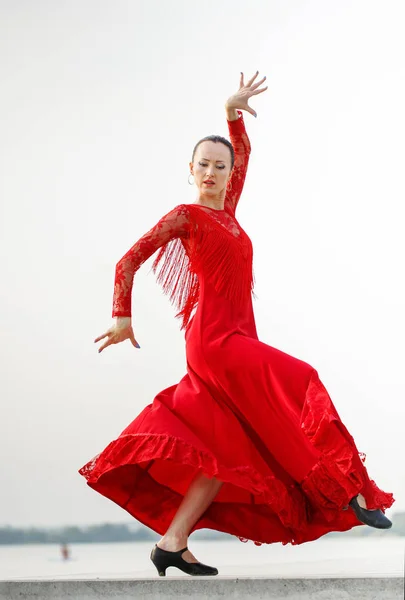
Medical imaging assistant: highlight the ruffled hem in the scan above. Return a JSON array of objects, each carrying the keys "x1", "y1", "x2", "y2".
[
  {"x1": 79, "y1": 369, "x2": 394, "y2": 545},
  {"x1": 79, "y1": 432, "x2": 307, "y2": 542},
  {"x1": 300, "y1": 370, "x2": 394, "y2": 517}
]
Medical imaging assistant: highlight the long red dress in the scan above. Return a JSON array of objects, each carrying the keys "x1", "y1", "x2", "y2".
[{"x1": 79, "y1": 111, "x2": 394, "y2": 545}]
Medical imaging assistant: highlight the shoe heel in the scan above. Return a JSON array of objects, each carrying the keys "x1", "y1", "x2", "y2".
[{"x1": 150, "y1": 546, "x2": 168, "y2": 576}]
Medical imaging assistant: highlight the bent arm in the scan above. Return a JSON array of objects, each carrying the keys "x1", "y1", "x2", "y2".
[
  {"x1": 112, "y1": 205, "x2": 189, "y2": 317},
  {"x1": 225, "y1": 109, "x2": 251, "y2": 213}
]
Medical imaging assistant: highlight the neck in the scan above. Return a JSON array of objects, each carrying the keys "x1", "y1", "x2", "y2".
[{"x1": 196, "y1": 190, "x2": 226, "y2": 210}]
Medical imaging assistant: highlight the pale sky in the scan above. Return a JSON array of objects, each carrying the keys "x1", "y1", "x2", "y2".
[{"x1": 1, "y1": 0, "x2": 404, "y2": 528}]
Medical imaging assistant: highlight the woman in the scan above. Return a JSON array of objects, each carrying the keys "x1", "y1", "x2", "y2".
[{"x1": 79, "y1": 71, "x2": 394, "y2": 577}]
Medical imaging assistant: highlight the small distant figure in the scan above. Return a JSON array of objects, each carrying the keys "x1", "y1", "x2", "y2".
[{"x1": 61, "y1": 543, "x2": 70, "y2": 561}]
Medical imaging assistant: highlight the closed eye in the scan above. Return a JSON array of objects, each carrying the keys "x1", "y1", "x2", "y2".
[{"x1": 199, "y1": 162, "x2": 225, "y2": 169}]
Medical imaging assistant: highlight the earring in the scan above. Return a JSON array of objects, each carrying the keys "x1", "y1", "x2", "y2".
[
  {"x1": 188, "y1": 174, "x2": 194, "y2": 185},
  {"x1": 227, "y1": 179, "x2": 233, "y2": 192}
]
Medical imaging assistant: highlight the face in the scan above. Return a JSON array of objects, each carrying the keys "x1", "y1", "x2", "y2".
[{"x1": 190, "y1": 141, "x2": 232, "y2": 195}]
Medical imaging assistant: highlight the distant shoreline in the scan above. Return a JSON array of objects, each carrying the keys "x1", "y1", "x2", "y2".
[{"x1": 1, "y1": 512, "x2": 404, "y2": 545}]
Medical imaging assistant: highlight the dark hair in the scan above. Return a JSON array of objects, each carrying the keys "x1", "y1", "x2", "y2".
[{"x1": 191, "y1": 135, "x2": 235, "y2": 170}]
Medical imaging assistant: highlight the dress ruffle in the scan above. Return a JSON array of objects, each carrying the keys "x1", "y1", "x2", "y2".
[{"x1": 300, "y1": 370, "x2": 394, "y2": 516}]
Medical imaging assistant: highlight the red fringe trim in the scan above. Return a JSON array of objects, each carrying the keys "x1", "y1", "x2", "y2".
[{"x1": 152, "y1": 205, "x2": 254, "y2": 329}]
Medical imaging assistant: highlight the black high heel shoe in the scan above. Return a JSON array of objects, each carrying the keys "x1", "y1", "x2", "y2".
[
  {"x1": 349, "y1": 495, "x2": 392, "y2": 529},
  {"x1": 150, "y1": 544, "x2": 218, "y2": 576}
]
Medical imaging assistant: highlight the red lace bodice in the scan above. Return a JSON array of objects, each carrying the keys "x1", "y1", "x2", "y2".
[{"x1": 112, "y1": 111, "x2": 252, "y2": 326}]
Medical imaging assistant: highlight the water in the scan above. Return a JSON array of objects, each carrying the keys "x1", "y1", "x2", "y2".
[{"x1": 1, "y1": 537, "x2": 404, "y2": 580}]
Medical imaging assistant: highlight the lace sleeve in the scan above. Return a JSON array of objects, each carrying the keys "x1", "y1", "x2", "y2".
[
  {"x1": 225, "y1": 110, "x2": 251, "y2": 214},
  {"x1": 112, "y1": 204, "x2": 190, "y2": 317}
]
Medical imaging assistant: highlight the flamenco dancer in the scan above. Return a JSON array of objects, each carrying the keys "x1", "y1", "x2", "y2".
[{"x1": 79, "y1": 71, "x2": 394, "y2": 577}]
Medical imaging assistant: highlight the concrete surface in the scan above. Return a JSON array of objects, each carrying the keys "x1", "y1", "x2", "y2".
[{"x1": 0, "y1": 577, "x2": 403, "y2": 600}]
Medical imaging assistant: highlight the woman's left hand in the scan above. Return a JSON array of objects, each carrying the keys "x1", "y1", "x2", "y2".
[{"x1": 225, "y1": 71, "x2": 268, "y2": 117}]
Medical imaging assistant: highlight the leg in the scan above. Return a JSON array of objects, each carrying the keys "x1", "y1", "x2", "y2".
[{"x1": 157, "y1": 471, "x2": 223, "y2": 563}]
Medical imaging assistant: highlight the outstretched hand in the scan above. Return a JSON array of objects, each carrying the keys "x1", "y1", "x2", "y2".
[
  {"x1": 225, "y1": 71, "x2": 268, "y2": 118},
  {"x1": 94, "y1": 317, "x2": 140, "y2": 353}
]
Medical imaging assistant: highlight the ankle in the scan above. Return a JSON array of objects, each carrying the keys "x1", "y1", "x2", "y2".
[
  {"x1": 158, "y1": 533, "x2": 188, "y2": 551},
  {"x1": 357, "y1": 493, "x2": 367, "y2": 509}
]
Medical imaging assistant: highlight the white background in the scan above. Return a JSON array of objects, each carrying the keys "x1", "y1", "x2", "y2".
[{"x1": 0, "y1": 0, "x2": 403, "y2": 527}]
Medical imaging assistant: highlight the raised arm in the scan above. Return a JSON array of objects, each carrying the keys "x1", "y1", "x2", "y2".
[
  {"x1": 223, "y1": 71, "x2": 268, "y2": 213},
  {"x1": 112, "y1": 204, "x2": 190, "y2": 317},
  {"x1": 225, "y1": 110, "x2": 251, "y2": 212}
]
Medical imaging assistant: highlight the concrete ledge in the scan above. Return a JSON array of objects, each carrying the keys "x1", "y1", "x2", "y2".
[{"x1": 0, "y1": 578, "x2": 403, "y2": 600}]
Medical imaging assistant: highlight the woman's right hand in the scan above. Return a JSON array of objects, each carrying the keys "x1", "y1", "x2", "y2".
[
  {"x1": 94, "y1": 317, "x2": 140, "y2": 353},
  {"x1": 225, "y1": 71, "x2": 268, "y2": 118}
]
